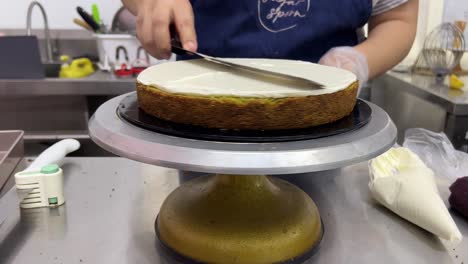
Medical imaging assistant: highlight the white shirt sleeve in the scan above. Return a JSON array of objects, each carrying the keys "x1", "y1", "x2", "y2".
[{"x1": 372, "y1": 0, "x2": 409, "y2": 16}]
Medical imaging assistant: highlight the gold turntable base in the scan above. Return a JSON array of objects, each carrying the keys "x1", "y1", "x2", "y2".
[{"x1": 156, "y1": 174, "x2": 323, "y2": 264}]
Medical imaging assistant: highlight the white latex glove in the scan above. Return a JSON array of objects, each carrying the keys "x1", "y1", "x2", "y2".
[{"x1": 319, "y1": 46, "x2": 369, "y2": 94}]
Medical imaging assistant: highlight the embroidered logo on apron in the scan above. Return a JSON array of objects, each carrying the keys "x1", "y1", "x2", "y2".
[{"x1": 258, "y1": 0, "x2": 310, "y2": 33}]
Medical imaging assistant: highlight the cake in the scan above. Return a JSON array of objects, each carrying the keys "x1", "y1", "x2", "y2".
[{"x1": 136, "y1": 59, "x2": 358, "y2": 130}]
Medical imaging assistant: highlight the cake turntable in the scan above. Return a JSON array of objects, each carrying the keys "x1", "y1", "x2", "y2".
[
  {"x1": 88, "y1": 92, "x2": 396, "y2": 264},
  {"x1": 118, "y1": 93, "x2": 372, "y2": 143}
]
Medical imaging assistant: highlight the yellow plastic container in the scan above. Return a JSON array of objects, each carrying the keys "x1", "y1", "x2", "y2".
[
  {"x1": 59, "y1": 56, "x2": 95, "y2": 78},
  {"x1": 449, "y1": 74, "x2": 465, "y2": 90}
]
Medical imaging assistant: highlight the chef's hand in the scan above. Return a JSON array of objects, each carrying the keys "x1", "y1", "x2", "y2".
[
  {"x1": 124, "y1": 0, "x2": 197, "y2": 59},
  {"x1": 319, "y1": 47, "x2": 369, "y2": 94}
]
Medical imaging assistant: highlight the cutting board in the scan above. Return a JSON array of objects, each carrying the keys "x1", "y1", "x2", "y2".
[{"x1": 0, "y1": 36, "x2": 44, "y2": 79}]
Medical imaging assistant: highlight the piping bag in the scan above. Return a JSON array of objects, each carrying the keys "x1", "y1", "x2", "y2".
[
  {"x1": 369, "y1": 147, "x2": 462, "y2": 243},
  {"x1": 402, "y1": 128, "x2": 468, "y2": 219}
]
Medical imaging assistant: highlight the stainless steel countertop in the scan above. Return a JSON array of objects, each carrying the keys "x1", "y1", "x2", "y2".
[
  {"x1": 0, "y1": 157, "x2": 466, "y2": 264},
  {"x1": 380, "y1": 72, "x2": 468, "y2": 115},
  {"x1": 0, "y1": 72, "x2": 134, "y2": 96}
]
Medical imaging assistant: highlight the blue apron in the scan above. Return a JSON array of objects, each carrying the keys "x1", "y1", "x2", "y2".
[{"x1": 189, "y1": 0, "x2": 372, "y2": 62}]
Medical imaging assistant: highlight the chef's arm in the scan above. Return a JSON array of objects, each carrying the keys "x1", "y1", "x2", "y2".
[
  {"x1": 355, "y1": 0, "x2": 419, "y2": 79},
  {"x1": 121, "y1": 0, "x2": 197, "y2": 59}
]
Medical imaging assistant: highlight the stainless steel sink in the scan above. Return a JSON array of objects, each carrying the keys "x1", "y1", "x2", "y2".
[{"x1": 43, "y1": 62, "x2": 61, "y2": 78}]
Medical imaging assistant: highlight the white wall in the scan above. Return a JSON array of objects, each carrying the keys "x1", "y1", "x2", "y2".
[
  {"x1": 398, "y1": 0, "x2": 447, "y2": 67},
  {"x1": 399, "y1": 0, "x2": 468, "y2": 67},
  {"x1": 0, "y1": 0, "x2": 123, "y2": 29}
]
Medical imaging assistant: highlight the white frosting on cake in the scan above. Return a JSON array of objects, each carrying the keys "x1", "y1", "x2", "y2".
[{"x1": 137, "y1": 59, "x2": 357, "y2": 98}]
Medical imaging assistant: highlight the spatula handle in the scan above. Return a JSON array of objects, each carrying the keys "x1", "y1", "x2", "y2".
[{"x1": 170, "y1": 39, "x2": 198, "y2": 57}]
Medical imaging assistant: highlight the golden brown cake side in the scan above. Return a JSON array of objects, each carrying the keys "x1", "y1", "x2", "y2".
[{"x1": 136, "y1": 81, "x2": 358, "y2": 130}]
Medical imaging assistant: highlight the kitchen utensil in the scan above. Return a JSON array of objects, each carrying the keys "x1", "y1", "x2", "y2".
[
  {"x1": 115, "y1": 64, "x2": 133, "y2": 77},
  {"x1": 23, "y1": 139, "x2": 80, "y2": 172},
  {"x1": 76, "y1": 6, "x2": 100, "y2": 32},
  {"x1": 0, "y1": 131, "x2": 24, "y2": 199},
  {"x1": 156, "y1": 174, "x2": 323, "y2": 263},
  {"x1": 73, "y1": 18, "x2": 94, "y2": 32},
  {"x1": 91, "y1": 4, "x2": 107, "y2": 34},
  {"x1": 131, "y1": 47, "x2": 150, "y2": 75},
  {"x1": 90, "y1": 93, "x2": 396, "y2": 174},
  {"x1": 171, "y1": 40, "x2": 326, "y2": 89},
  {"x1": 0, "y1": 139, "x2": 79, "y2": 226},
  {"x1": 97, "y1": 54, "x2": 111, "y2": 72},
  {"x1": 422, "y1": 23, "x2": 465, "y2": 82},
  {"x1": 15, "y1": 164, "x2": 65, "y2": 209},
  {"x1": 369, "y1": 147, "x2": 462, "y2": 242},
  {"x1": 91, "y1": 4, "x2": 101, "y2": 24},
  {"x1": 88, "y1": 93, "x2": 396, "y2": 263},
  {"x1": 14, "y1": 139, "x2": 80, "y2": 209},
  {"x1": 114, "y1": 46, "x2": 133, "y2": 78},
  {"x1": 0, "y1": 36, "x2": 44, "y2": 79}
]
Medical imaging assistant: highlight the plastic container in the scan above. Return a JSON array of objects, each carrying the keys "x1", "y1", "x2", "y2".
[{"x1": 95, "y1": 34, "x2": 175, "y2": 68}]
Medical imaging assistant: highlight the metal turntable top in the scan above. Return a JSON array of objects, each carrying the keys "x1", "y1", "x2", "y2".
[{"x1": 88, "y1": 93, "x2": 397, "y2": 174}]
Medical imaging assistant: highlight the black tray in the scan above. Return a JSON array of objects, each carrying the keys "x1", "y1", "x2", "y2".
[{"x1": 117, "y1": 93, "x2": 372, "y2": 143}]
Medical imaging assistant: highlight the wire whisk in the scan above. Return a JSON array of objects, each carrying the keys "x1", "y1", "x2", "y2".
[{"x1": 422, "y1": 23, "x2": 465, "y2": 82}]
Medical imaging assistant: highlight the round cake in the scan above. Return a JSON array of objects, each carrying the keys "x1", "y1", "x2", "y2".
[{"x1": 136, "y1": 59, "x2": 358, "y2": 130}]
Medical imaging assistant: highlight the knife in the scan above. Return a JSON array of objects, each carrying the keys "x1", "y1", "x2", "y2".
[
  {"x1": 91, "y1": 3, "x2": 101, "y2": 24},
  {"x1": 171, "y1": 40, "x2": 326, "y2": 89},
  {"x1": 76, "y1": 6, "x2": 100, "y2": 32},
  {"x1": 73, "y1": 18, "x2": 94, "y2": 32}
]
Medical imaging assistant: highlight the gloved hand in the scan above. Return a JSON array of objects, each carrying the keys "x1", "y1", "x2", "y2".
[{"x1": 319, "y1": 47, "x2": 369, "y2": 94}]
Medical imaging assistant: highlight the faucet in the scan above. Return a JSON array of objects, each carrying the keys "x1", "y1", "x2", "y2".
[{"x1": 26, "y1": 1, "x2": 53, "y2": 62}]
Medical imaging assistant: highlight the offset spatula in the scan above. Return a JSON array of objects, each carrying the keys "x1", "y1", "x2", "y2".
[{"x1": 171, "y1": 40, "x2": 326, "y2": 89}]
